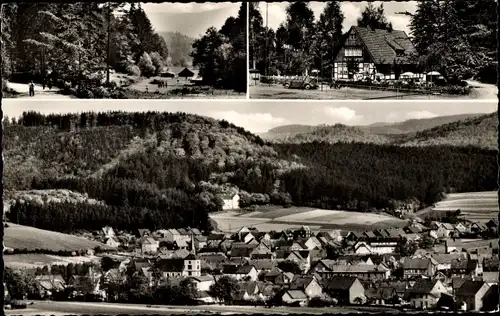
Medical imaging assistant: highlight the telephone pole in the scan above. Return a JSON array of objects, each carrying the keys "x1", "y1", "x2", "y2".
[{"x1": 265, "y1": 2, "x2": 269, "y2": 77}]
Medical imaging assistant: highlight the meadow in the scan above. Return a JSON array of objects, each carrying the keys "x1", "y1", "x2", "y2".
[
  {"x1": 430, "y1": 191, "x2": 498, "y2": 223},
  {"x1": 4, "y1": 223, "x2": 111, "y2": 252},
  {"x1": 210, "y1": 205, "x2": 407, "y2": 233}
]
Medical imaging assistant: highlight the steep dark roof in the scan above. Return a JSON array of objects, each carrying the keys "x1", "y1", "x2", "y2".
[
  {"x1": 351, "y1": 26, "x2": 416, "y2": 64},
  {"x1": 403, "y1": 258, "x2": 431, "y2": 270},
  {"x1": 325, "y1": 276, "x2": 359, "y2": 291},
  {"x1": 155, "y1": 259, "x2": 184, "y2": 272},
  {"x1": 410, "y1": 279, "x2": 439, "y2": 294},
  {"x1": 178, "y1": 68, "x2": 195, "y2": 77},
  {"x1": 456, "y1": 280, "x2": 487, "y2": 296},
  {"x1": 290, "y1": 276, "x2": 315, "y2": 290}
]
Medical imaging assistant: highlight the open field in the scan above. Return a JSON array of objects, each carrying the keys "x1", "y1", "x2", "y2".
[
  {"x1": 429, "y1": 191, "x2": 498, "y2": 223},
  {"x1": 249, "y1": 83, "x2": 495, "y2": 100},
  {"x1": 4, "y1": 223, "x2": 112, "y2": 252},
  {"x1": 4, "y1": 254, "x2": 101, "y2": 269},
  {"x1": 210, "y1": 206, "x2": 407, "y2": 233},
  {"x1": 6, "y1": 300, "x2": 397, "y2": 316}
]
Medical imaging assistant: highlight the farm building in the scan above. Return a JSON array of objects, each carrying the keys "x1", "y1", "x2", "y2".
[
  {"x1": 333, "y1": 26, "x2": 421, "y2": 81},
  {"x1": 222, "y1": 193, "x2": 240, "y2": 210}
]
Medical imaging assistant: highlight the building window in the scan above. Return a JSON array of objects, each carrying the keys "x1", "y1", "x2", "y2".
[
  {"x1": 188, "y1": 265, "x2": 192, "y2": 270},
  {"x1": 345, "y1": 48, "x2": 362, "y2": 57},
  {"x1": 188, "y1": 271, "x2": 192, "y2": 276}
]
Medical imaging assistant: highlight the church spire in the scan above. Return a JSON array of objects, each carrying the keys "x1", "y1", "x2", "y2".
[{"x1": 191, "y1": 231, "x2": 196, "y2": 255}]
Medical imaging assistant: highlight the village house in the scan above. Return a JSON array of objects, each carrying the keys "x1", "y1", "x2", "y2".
[
  {"x1": 455, "y1": 280, "x2": 492, "y2": 311},
  {"x1": 221, "y1": 193, "x2": 240, "y2": 210},
  {"x1": 282, "y1": 290, "x2": 308, "y2": 305},
  {"x1": 189, "y1": 275, "x2": 215, "y2": 292},
  {"x1": 105, "y1": 237, "x2": 121, "y2": 248},
  {"x1": 137, "y1": 229, "x2": 152, "y2": 238},
  {"x1": 354, "y1": 239, "x2": 399, "y2": 255},
  {"x1": 402, "y1": 258, "x2": 438, "y2": 279},
  {"x1": 451, "y1": 258, "x2": 482, "y2": 278},
  {"x1": 34, "y1": 274, "x2": 66, "y2": 298},
  {"x1": 102, "y1": 226, "x2": 115, "y2": 239},
  {"x1": 324, "y1": 276, "x2": 365, "y2": 304},
  {"x1": 316, "y1": 263, "x2": 390, "y2": 282},
  {"x1": 221, "y1": 265, "x2": 258, "y2": 281},
  {"x1": 141, "y1": 237, "x2": 160, "y2": 254},
  {"x1": 289, "y1": 275, "x2": 323, "y2": 298},
  {"x1": 155, "y1": 254, "x2": 201, "y2": 278},
  {"x1": 333, "y1": 26, "x2": 419, "y2": 81},
  {"x1": 407, "y1": 279, "x2": 448, "y2": 310}
]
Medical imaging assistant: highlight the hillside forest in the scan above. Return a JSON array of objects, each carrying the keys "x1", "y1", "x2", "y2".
[
  {"x1": 250, "y1": 0, "x2": 497, "y2": 83},
  {"x1": 0, "y1": 2, "x2": 247, "y2": 97},
  {"x1": 4, "y1": 111, "x2": 497, "y2": 234}
]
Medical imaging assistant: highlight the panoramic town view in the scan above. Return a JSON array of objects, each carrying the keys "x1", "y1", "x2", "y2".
[
  {"x1": 1, "y1": 2, "x2": 247, "y2": 99},
  {"x1": 249, "y1": 1, "x2": 497, "y2": 100},
  {"x1": 2, "y1": 99, "x2": 498, "y2": 314}
]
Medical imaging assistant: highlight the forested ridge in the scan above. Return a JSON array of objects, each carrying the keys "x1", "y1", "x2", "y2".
[
  {"x1": 4, "y1": 111, "x2": 497, "y2": 233},
  {"x1": 263, "y1": 112, "x2": 497, "y2": 149}
]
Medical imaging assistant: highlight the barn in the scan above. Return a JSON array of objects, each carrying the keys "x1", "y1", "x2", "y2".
[{"x1": 333, "y1": 26, "x2": 420, "y2": 81}]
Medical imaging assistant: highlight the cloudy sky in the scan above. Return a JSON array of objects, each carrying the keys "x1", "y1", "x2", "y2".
[
  {"x1": 260, "y1": 1, "x2": 417, "y2": 35},
  {"x1": 3, "y1": 100, "x2": 496, "y2": 134},
  {"x1": 138, "y1": 2, "x2": 241, "y2": 38}
]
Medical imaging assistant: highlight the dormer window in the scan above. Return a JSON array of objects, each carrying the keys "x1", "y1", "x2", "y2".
[{"x1": 395, "y1": 49, "x2": 405, "y2": 57}]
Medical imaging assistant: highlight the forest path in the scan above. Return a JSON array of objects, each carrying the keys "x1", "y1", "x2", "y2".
[{"x1": 7, "y1": 82, "x2": 75, "y2": 99}]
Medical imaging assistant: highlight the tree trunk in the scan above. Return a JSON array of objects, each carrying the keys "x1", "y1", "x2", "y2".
[{"x1": 106, "y1": 2, "x2": 111, "y2": 86}]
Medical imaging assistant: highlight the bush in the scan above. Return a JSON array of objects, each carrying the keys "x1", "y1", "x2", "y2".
[
  {"x1": 93, "y1": 86, "x2": 110, "y2": 98},
  {"x1": 138, "y1": 52, "x2": 156, "y2": 78},
  {"x1": 126, "y1": 64, "x2": 141, "y2": 77},
  {"x1": 78, "y1": 89, "x2": 94, "y2": 99}
]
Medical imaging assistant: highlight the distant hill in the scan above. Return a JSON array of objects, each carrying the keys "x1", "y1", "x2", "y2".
[
  {"x1": 264, "y1": 112, "x2": 496, "y2": 149},
  {"x1": 399, "y1": 112, "x2": 498, "y2": 149},
  {"x1": 364, "y1": 113, "x2": 484, "y2": 134},
  {"x1": 266, "y1": 124, "x2": 393, "y2": 144},
  {"x1": 160, "y1": 31, "x2": 194, "y2": 67}
]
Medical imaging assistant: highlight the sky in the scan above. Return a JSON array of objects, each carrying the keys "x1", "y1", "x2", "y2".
[
  {"x1": 3, "y1": 100, "x2": 496, "y2": 134},
  {"x1": 260, "y1": 1, "x2": 417, "y2": 35},
  {"x1": 139, "y1": 2, "x2": 241, "y2": 38}
]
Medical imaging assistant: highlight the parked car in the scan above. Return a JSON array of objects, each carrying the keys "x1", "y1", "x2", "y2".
[{"x1": 283, "y1": 76, "x2": 319, "y2": 90}]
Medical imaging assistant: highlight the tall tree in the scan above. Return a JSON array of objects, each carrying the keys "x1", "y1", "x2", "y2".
[
  {"x1": 313, "y1": 1, "x2": 345, "y2": 78},
  {"x1": 284, "y1": 2, "x2": 315, "y2": 75},
  {"x1": 357, "y1": 3, "x2": 393, "y2": 31}
]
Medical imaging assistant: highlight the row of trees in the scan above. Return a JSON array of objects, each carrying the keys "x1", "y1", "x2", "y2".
[
  {"x1": 1, "y1": 3, "x2": 168, "y2": 90},
  {"x1": 407, "y1": 0, "x2": 497, "y2": 82},
  {"x1": 191, "y1": 3, "x2": 247, "y2": 92}
]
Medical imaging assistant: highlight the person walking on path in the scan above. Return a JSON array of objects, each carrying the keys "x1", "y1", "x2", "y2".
[
  {"x1": 42, "y1": 81, "x2": 46, "y2": 90},
  {"x1": 47, "y1": 80, "x2": 52, "y2": 90},
  {"x1": 29, "y1": 81, "x2": 35, "y2": 97}
]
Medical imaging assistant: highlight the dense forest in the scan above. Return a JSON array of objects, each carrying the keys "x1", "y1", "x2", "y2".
[
  {"x1": 191, "y1": 3, "x2": 247, "y2": 92},
  {"x1": 4, "y1": 111, "x2": 497, "y2": 233},
  {"x1": 1, "y1": 3, "x2": 168, "y2": 85},
  {"x1": 250, "y1": 1, "x2": 497, "y2": 82}
]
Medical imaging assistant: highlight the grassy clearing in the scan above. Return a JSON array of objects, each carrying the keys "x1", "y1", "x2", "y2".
[
  {"x1": 4, "y1": 223, "x2": 111, "y2": 252},
  {"x1": 430, "y1": 191, "x2": 498, "y2": 222},
  {"x1": 4, "y1": 254, "x2": 100, "y2": 269},
  {"x1": 210, "y1": 206, "x2": 407, "y2": 232}
]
